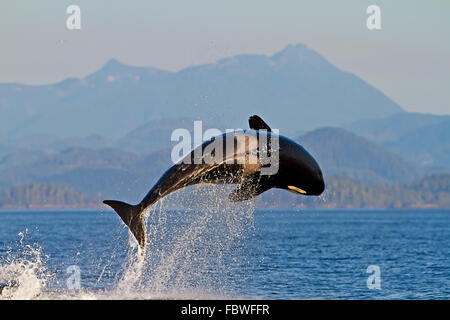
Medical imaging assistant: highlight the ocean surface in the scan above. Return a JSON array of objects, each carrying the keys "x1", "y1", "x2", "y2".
[{"x1": 0, "y1": 206, "x2": 449, "y2": 300}]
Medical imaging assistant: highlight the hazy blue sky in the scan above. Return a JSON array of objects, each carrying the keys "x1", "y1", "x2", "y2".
[{"x1": 1, "y1": 1, "x2": 449, "y2": 115}]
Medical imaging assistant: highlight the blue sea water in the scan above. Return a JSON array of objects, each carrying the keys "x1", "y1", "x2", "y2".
[{"x1": 0, "y1": 208, "x2": 449, "y2": 299}]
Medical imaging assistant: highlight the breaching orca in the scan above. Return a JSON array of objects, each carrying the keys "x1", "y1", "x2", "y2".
[{"x1": 104, "y1": 115, "x2": 324, "y2": 252}]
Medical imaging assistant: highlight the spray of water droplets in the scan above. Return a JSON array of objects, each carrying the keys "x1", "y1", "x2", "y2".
[
  {"x1": 111, "y1": 184, "x2": 257, "y2": 298},
  {"x1": 1, "y1": 184, "x2": 258, "y2": 299},
  {"x1": 0, "y1": 229, "x2": 50, "y2": 300}
]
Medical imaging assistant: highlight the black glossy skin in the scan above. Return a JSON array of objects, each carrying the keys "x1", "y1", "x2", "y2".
[
  {"x1": 138, "y1": 131, "x2": 325, "y2": 211},
  {"x1": 275, "y1": 135, "x2": 325, "y2": 196}
]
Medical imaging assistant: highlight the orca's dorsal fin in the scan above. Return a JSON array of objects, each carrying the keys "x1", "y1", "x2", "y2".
[{"x1": 249, "y1": 115, "x2": 271, "y2": 132}]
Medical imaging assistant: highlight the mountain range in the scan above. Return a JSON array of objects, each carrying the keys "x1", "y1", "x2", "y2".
[
  {"x1": 346, "y1": 112, "x2": 450, "y2": 169},
  {"x1": 0, "y1": 126, "x2": 445, "y2": 206},
  {"x1": 0, "y1": 44, "x2": 403, "y2": 141},
  {"x1": 0, "y1": 44, "x2": 448, "y2": 208}
]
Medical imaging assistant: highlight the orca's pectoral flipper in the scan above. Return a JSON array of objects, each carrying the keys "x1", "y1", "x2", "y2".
[
  {"x1": 228, "y1": 174, "x2": 271, "y2": 202},
  {"x1": 103, "y1": 200, "x2": 146, "y2": 253}
]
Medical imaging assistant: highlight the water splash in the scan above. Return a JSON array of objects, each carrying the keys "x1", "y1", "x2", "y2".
[
  {"x1": 0, "y1": 229, "x2": 50, "y2": 300},
  {"x1": 0, "y1": 185, "x2": 257, "y2": 299},
  {"x1": 111, "y1": 184, "x2": 256, "y2": 298}
]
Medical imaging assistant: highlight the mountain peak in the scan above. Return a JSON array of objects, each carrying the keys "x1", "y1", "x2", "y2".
[
  {"x1": 271, "y1": 43, "x2": 308, "y2": 58},
  {"x1": 281, "y1": 43, "x2": 308, "y2": 52},
  {"x1": 85, "y1": 58, "x2": 169, "y2": 84},
  {"x1": 101, "y1": 58, "x2": 128, "y2": 71},
  {"x1": 83, "y1": 58, "x2": 131, "y2": 83},
  {"x1": 270, "y1": 43, "x2": 331, "y2": 69}
]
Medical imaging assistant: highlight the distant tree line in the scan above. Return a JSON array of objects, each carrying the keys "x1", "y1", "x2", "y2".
[
  {"x1": 0, "y1": 174, "x2": 449, "y2": 209},
  {"x1": 0, "y1": 183, "x2": 98, "y2": 208},
  {"x1": 259, "y1": 174, "x2": 450, "y2": 209}
]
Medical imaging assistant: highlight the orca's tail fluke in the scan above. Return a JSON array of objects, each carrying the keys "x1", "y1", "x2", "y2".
[{"x1": 103, "y1": 200, "x2": 146, "y2": 253}]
